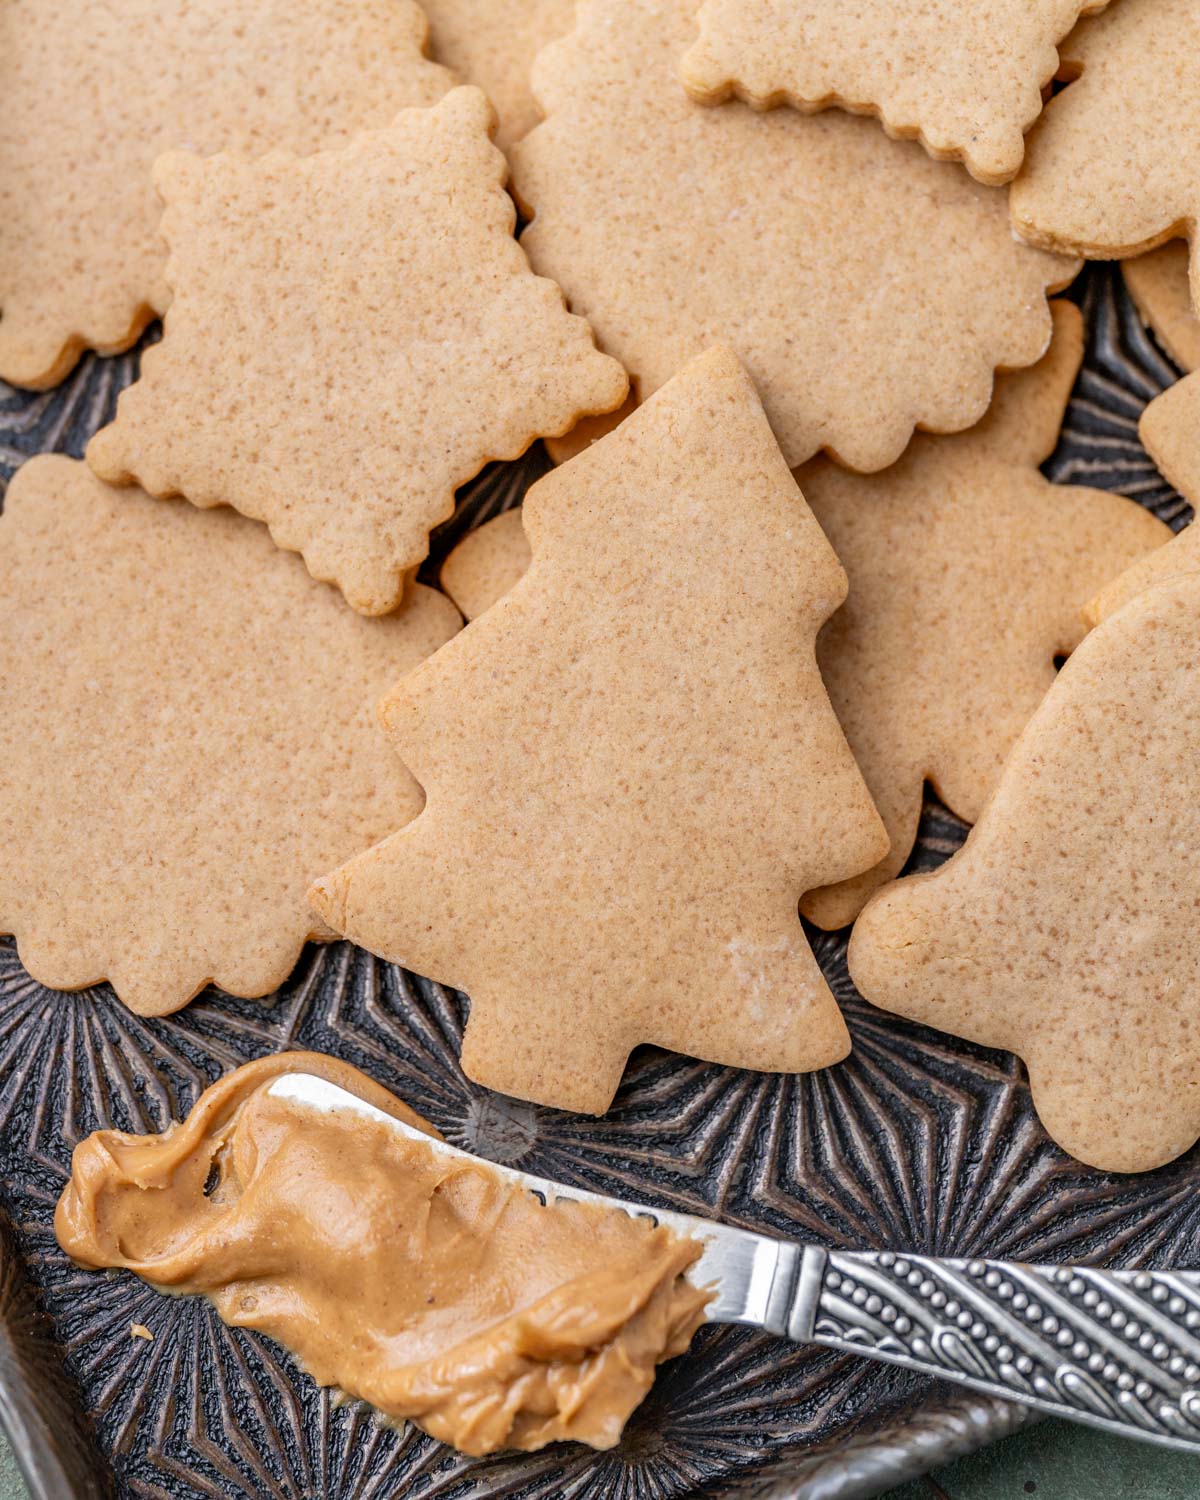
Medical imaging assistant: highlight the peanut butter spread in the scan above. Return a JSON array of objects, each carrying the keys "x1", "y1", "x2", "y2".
[{"x1": 55, "y1": 1053, "x2": 709, "y2": 1455}]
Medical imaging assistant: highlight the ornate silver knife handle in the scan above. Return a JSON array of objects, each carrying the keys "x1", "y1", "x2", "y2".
[
  {"x1": 782, "y1": 1246, "x2": 1200, "y2": 1450},
  {"x1": 270, "y1": 1073, "x2": 1200, "y2": 1455}
]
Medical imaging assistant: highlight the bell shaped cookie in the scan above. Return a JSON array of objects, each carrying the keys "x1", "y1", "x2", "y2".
[
  {"x1": 87, "y1": 88, "x2": 628, "y2": 616},
  {"x1": 801, "y1": 303, "x2": 1169, "y2": 928},
  {"x1": 511, "y1": 0, "x2": 1077, "y2": 473},
  {"x1": 311, "y1": 348, "x2": 888, "y2": 1114},
  {"x1": 0, "y1": 0, "x2": 453, "y2": 389},
  {"x1": 1012, "y1": 0, "x2": 1200, "y2": 305},
  {"x1": 850, "y1": 561, "x2": 1200, "y2": 1173},
  {"x1": 0, "y1": 457, "x2": 460, "y2": 1017},
  {"x1": 681, "y1": 0, "x2": 1107, "y2": 185}
]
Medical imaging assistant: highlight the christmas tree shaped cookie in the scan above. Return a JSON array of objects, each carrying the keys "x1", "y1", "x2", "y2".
[
  {"x1": 0, "y1": 457, "x2": 460, "y2": 1017},
  {"x1": 511, "y1": 0, "x2": 1077, "y2": 473},
  {"x1": 1124, "y1": 244, "x2": 1200, "y2": 372},
  {"x1": 87, "y1": 88, "x2": 628, "y2": 616},
  {"x1": 801, "y1": 303, "x2": 1169, "y2": 929},
  {"x1": 681, "y1": 0, "x2": 1107, "y2": 185},
  {"x1": 421, "y1": 0, "x2": 575, "y2": 151},
  {"x1": 850, "y1": 562, "x2": 1200, "y2": 1174},
  {"x1": 1012, "y1": 0, "x2": 1200, "y2": 304},
  {"x1": 310, "y1": 348, "x2": 888, "y2": 1114},
  {"x1": 0, "y1": 0, "x2": 454, "y2": 389}
]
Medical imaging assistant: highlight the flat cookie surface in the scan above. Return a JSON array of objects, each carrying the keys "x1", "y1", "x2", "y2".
[
  {"x1": 800, "y1": 303, "x2": 1169, "y2": 929},
  {"x1": 311, "y1": 348, "x2": 888, "y2": 1114},
  {"x1": 0, "y1": 0, "x2": 453, "y2": 389},
  {"x1": 440, "y1": 509, "x2": 532, "y2": 620},
  {"x1": 1123, "y1": 243, "x2": 1200, "y2": 372},
  {"x1": 87, "y1": 88, "x2": 628, "y2": 616},
  {"x1": 1012, "y1": 0, "x2": 1200, "y2": 301},
  {"x1": 421, "y1": 0, "x2": 575, "y2": 151},
  {"x1": 681, "y1": 0, "x2": 1106, "y2": 185},
  {"x1": 0, "y1": 456, "x2": 460, "y2": 1017},
  {"x1": 512, "y1": 0, "x2": 1077, "y2": 472},
  {"x1": 850, "y1": 566, "x2": 1200, "y2": 1174}
]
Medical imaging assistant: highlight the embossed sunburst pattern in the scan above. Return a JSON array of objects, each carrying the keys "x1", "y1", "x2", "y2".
[{"x1": 0, "y1": 265, "x2": 1197, "y2": 1499}]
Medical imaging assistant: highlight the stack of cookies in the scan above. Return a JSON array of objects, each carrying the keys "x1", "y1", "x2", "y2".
[{"x1": 2, "y1": 0, "x2": 1198, "y2": 1177}]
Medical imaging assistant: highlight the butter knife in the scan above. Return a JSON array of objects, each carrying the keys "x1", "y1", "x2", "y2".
[{"x1": 270, "y1": 1072, "x2": 1200, "y2": 1455}]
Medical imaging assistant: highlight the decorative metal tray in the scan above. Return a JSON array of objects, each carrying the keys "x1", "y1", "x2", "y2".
[{"x1": 0, "y1": 264, "x2": 1195, "y2": 1500}]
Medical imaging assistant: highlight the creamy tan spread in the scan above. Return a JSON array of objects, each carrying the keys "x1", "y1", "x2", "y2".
[{"x1": 55, "y1": 1052, "x2": 709, "y2": 1455}]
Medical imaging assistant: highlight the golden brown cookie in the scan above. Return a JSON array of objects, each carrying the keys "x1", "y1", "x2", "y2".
[
  {"x1": 511, "y1": 0, "x2": 1077, "y2": 473},
  {"x1": 800, "y1": 303, "x2": 1170, "y2": 928},
  {"x1": 544, "y1": 396, "x2": 637, "y2": 466},
  {"x1": 1140, "y1": 368, "x2": 1200, "y2": 501},
  {"x1": 0, "y1": 456, "x2": 460, "y2": 1017},
  {"x1": 1084, "y1": 524, "x2": 1200, "y2": 627},
  {"x1": 681, "y1": 0, "x2": 1107, "y2": 185},
  {"x1": 421, "y1": 0, "x2": 575, "y2": 152},
  {"x1": 1123, "y1": 244, "x2": 1200, "y2": 372},
  {"x1": 849, "y1": 564, "x2": 1200, "y2": 1174},
  {"x1": 1011, "y1": 0, "x2": 1200, "y2": 302},
  {"x1": 440, "y1": 509, "x2": 532, "y2": 621},
  {"x1": 0, "y1": 0, "x2": 454, "y2": 390},
  {"x1": 310, "y1": 347, "x2": 888, "y2": 1114},
  {"x1": 86, "y1": 88, "x2": 628, "y2": 616}
]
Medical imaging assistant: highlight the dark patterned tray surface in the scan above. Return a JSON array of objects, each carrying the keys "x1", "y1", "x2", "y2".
[{"x1": 0, "y1": 265, "x2": 1196, "y2": 1500}]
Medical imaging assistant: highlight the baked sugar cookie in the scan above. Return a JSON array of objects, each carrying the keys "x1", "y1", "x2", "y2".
[
  {"x1": 421, "y1": 0, "x2": 574, "y2": 151},
  {"x1": 1084, "y1": 524, "x2": 1200, "y2": 627},
  {"x1": 681, "y1": 0, "x2": 1107, "y2": 185},
  {"x1": 0, "y1": 0, "x2": 454, "y2": 390},
  {"x1": 1140, "y1": 369, "x2": 1200, "y2": 500},
  {"x1": 0, "y1": 456, "x2": 460, "y2": 1017},
  {"x1": 801, "y1": 303, "x2": 1169, "y2": 929},
  {"x1": 87, "y1": 89, "x2": 628, "y2": 616},
  {"x1": 310, "y1": 348, "x2": 888, "y2": 1114},
  {"x1": 1012, "y1": 0, "x2": 1200, "y2": 303},
  {"x1": 1123, "y1": 244, "x2": 1200, "y2": 372},
  {"x1": 440, "y1": 509, "x2": 532, "y2": 621},
  {"x1": 512, "y1": 0, "x2": 1077, "y2": 473},
  {"x1": 850, "y1": 565, "x2": 1200, "y2": 1174}
]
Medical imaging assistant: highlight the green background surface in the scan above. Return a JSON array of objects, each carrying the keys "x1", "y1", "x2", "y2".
[{"x1": 1, "y1": 1417, "x2": 1199, "y2": 1497}]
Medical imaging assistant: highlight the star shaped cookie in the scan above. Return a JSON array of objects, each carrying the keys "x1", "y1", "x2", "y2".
[
  {"x1": 87, "y1": 88, "x2": 628, "y2": 615},
  {"x1": 0, "y1": 457, "x2": 460, "y2": 1017},
  {"x1": 0, "y1": 0, "x2": 454, "y2": 389},
  {"x1": 1124, "y1": 244, "x2": 1200, "y2": 372},
  {"x1": 310, "y1": 348, "x2": 888, "y2": 1114}
]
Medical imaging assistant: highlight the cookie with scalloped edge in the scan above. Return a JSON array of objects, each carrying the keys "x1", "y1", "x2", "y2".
[
  {"x1": 512, "y1": 0, "x2": 1077, "y2": 473},
  {"x1": 422, "y1": 0, "x2": 574, "y2": 151},
  {"x1": 87, "y1": 88, "x2": 628, "y2": 616},
  {"x1": 310, "y1": 347, "x2": 889, "y2": 1114},
  {"x1": 681, "y1": 0, "x2": 1107, "y2": 186},
  {"x1": 0, "y1": 0, "x2": 454, "y2": 390},
  {"x1": 799, "y1": 303, "x2": 1169, "y2": 929},
  {"x1": 1012, "y1": 0, "x2": 1200, "y2": 304},
  {"x1": 1123, "y1": 244, "x2": 1200, "y2": 372},
  {"x1": 0, "y1": 456, "x2": 461, "y2": 1018},
  {"x1": 440, "y1": 509, "x2": 532, "y2": 621},
  {"x1": 850, "y1": 562, "x2": 1200, "y2": 1174}
]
